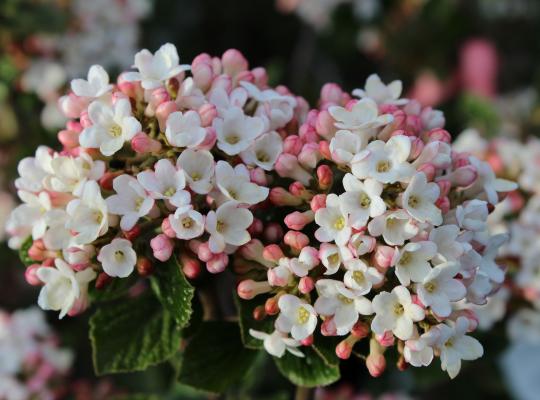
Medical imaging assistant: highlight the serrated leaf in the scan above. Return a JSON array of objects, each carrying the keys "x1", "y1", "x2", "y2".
[
  {"x1": 177, "y1": 321, "x2": 259, "y2": 393},
  {"x1": 151, "y1": 256, "x2": 194, "y2": 328},
  {"x1": 273, "y1": 347, "x2": 340, "y2": 387},
  {"x1": 90, "y1": 294, "x2": 181, "y2": 375},
  {"x1": 18, "y1": 236, "x2": 33, "y2": 266},
  {"x1": 234, "y1": 293, "x2": 273, "y2": 349}
]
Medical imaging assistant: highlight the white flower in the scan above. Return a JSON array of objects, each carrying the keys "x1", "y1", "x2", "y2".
[
  {"x1": 478, "y1": 234, "x2": 507, "y2": 284},
  {"x1": 169, "y1": 208, "x2": 205, "y2": 240},
  {"x1": 315, "y1": 194, "x2": 352, "y2": 246},
  {"x1": 79, "y1": 99, "x2": 141, "y2": 156},
  {"x1": 267, "y1": 258, "x2": 293, "y2": 287},
  {"x1": 249, "y1": 329, "x2": 304, "y2": 358},
  {"x1": 455, "y1": 199, "x2": 488, "y2": 232},
  {"x1": 343, "y1": 259, "x2": 383, "y2": 295},
  {"x1": 176, "y1": 149, "x2": 215, "y2": 194},
  {"x1": 429, "y1": 225, "x2": 464, "y2": 264},
  {"x1": 319, "y1": 243, "x2": 352, "y2": 275},
  {"x1": 124, "y1": 43, "x2": 190, "y2": 89},
  {"x1": 213, "y1": 107, "x2": 265, "y2": 155},
  {"x1": 351, "y1": 135, "x2": 414, "y2": 183},
  {"x1": 329, "y1": 98, "x2": 393, "y2": 131},
  {"x1": 429, "y1": 317, "x2": 483, "y2": 379},
  {"x1": 240, "y1": 131, "x2": 283, "y2": 171},
  {"x1": 314, "y1": 279, "x2": 373, "y2": 335},
  {"x1": 288, "y1": 247, "x2": 319, "y2": 277},
  {"x1": 70, "y1": 65, "x2": 113, "y2": 98},
  {"x1": 394, "y1": 241, "x2": 437, "y2": 286},
  {"x1": 106, "y1": 175, "x2": 154, "y2": 231},
  {"x1": 329, "y1": 130, "x2": 365, "y2": 164},
  {"x1": 10, "y1": 191, "x2": 51, "y2": 240},
  {"x1": 416, "y1": 262, "x2": 466, "y2": 318},
  {"x1": 352, "y1": 74, "x2": 407, "y2": 105},
  {"x1": 404, "y1": 332, "x2": 434, "y2": 367},
  {"x1": 339, "y1": 173, "x2": 386, "y2": 229},
  {"x1": 45, "y1": 153, "x2": 105, "y2": 196},
  {"x1": 209, "y1": 86, "x2": 248, "y2": 115},
  {"x1": 66, "y1": 181, "x2": 109, "y2": 245},
  {"x1": 507, "y1": 309, "x2": 540, "y2": 344},
  {"x1": 165, "y1": 110, "x2": 206, "y2": 148},
  {"x1": 36, "y1": 259, "x2": 96, "y2": 319},
  {"x1": 14, "y1": 146, "x2": 53, "y2": 192},
  {"x1": 137, "y1": 159, "x2": 190, "y2": 208},
  {"x1": 42, "y1": 209, "x2": 72, "y2": 250},
  {"x1": 206, "y1": 201, "x2": 253, "y2": 253},
  {"x1": 368, "y1": 210, "x2": 419, "y2": 246},
  {"x1": 97, "y1": 238, "x2": 137, "y2": 278},
  {"x1": 276, "y1": 294, "x2": 317, "y2": 341},
  {"x1": 467, "y1": 156, "x2": 517, "y2": 205},
  {"x1": 371, "y1": 286, "x2": 425, "y2": 340},
  {"x1": 402, "y1": 172, "x2": 442, "y2": 225},
  {"x1": 215, "y1": 161, "x2": 269, "y2": 205}
]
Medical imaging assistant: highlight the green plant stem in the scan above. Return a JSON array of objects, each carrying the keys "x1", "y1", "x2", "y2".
[{"x1": 295, "y1": 386, "x2": 312, "y2": 400}]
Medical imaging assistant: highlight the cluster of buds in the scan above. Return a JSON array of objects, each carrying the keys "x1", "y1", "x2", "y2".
[
  {"x1": 0, "y1": 307, "x2": 73, "y2": 399},
  {"x1": 455, "y1": 130, "x2": 540, "y2": 341},
  {"x1": 237, "y1": 75, "x2": 516, "y2": 378},
  {"x1": 6, "y1": 43, "x2": 305, "y2": 318}
]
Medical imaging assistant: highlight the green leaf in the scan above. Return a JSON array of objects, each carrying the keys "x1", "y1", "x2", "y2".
[
  {"x1": 151, "y1": 256, "x2": 195, "y2": 328},
  {"x1": 89, "y1": 274, "x2": 138, "y2": 303},
  {"x1": 234, "y1": 293, "x2": 273, "y2": 349},
  {"x1": 177, "y1": 321, "x2": 259, "y2": 393},
  {"x1": 18, "y1": 236, "x2": 33, "y2": 266},
  {"x1": 89, "y1": 294, "x2": 181, "y2": 375},
  {"x1": 273, "y1": 347, "x2": 340, "y2": 388},
  {"x1": 312, "y1": 334, "x2": 341, "y2": 367}
]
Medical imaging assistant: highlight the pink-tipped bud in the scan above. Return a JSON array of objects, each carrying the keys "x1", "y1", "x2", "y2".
[
  {"x1": 298, "y1": 142, "x2": 321, "y2": 169},
  {"x1": 351, "y1": 322, "x2": 370, "y2": 339},
  {"x1": 427, "y1": 128, "x2": 451, "y2": 143},
  {"x1": 315, "y1": 110, "x2": 337, "y2": 139},
  {"x1": 298, "y1": 276, "x2": 315, "y2": 294},
  {"x1": 95, "y1": 272, "x2": 112, "y2": 290},
  {"x1": 269, "y1": 187, "x2": 303, "y2": 206},
  {"x1": 366, "y1": 353, "x2": 386, "y2": 378},
  {"x1": 58, "y1": 93, "x2": 88, "y2": 119},
  {"x1": 336, "y1": 340, "x2": 353, "y2": 360},
  {"x1": 417, "y1": 163, "x2": 436, "y2": 181},
  {"x1": 237, "y1": 279, "x2": 272, "y2": 300},
  {"x1": 79, "y1": 111, "x2": 92, "y2": 128},
  {"x1": 449, "y1": 165, "x2": 478, "y2": 187},
  {"x1": 150, "y1": 234, "x2": 173, "y2": 262},
  {"x1": 181, "y1": 255, "x2": 201, "y2": 279},
  {"x1": 198, "y1": 103, "x2": 217, "y2": 127},
  {"x1": 191, "y1": 54, "x2": 215, "y2": 92},
  {"x1": 409, "y1": 137, "x2": 425, "y2": 160},
  {"x1": 317, "y1": 165, "x2": 333, "y2": 190},
  {"x1": 263, "y1": 244, "x2": 284, "y2": 262},
  {"x1": 267, "y1": 267, "x2": 290, "y2": 287},
  {"x1": 98, "y1": 171, "x2": 121, "y2": 191},
  {"x1": 283, "y1": 135, "x2": 304, "y2": 155},
  {"x1": 289, "y1": 181, "x2": 306, "y2": 197},
  {"x1": 206, "y1": 253, "x2": 228, "y2": 273},
  {"x1": 58, "y1": 129, "x2": 79, "y2": 149},
  {"x1": 375, "y1": 331, "x2": 395, "y2": 347},
  {"x1": 131, "y1": 132, "x2": 162, "y2": 154},
  {"x1": 436, "y1": 179, "x2": 451, "y2": 197},
  {"x1": 263, "y1": 223, "x2": 283, "y2": 243},
  {"x1": 117, "y1": 72, "x2": 142, "y2": 98},
  {"x1": 25, "y1": 264, "x2": 43, "y2": 286},
  {"x1": 284, "y1": 230, "x2": 309, "y2": 250},
  {"x1": 250, "y1": 167, "x2": 268, "y2": 186},
  {"x1": 248, "y1": 218, "x2": 263, "y2": 237},
  {"x1": 28, "y1": 240, "x2": 47, "y2": 262},
  {"x1": 253, "y1": 305, "x2": 266, "y2": 321},
  {"x1": 136, "y1": 257, "x2": 154, "y2": 277},
  {"x1": 252, "y1": 67, "x2": 269, "y2": 87},
  {"x1": 319, "y1": 140, "x2": 331, "y2": 160},
  {"x1": 372, "y1": 245, "x2": 397, "y2": 269},
  {"x1": 197, "y1": 242, "x2": 213, "y2": 262},
  {"x1": 320, "y1": 83, "x2": 344, "y2": 105},
  {"x1": 321, "y1": 317, "x2": 337, "y2": 336},
  {"x1": 300, "y1": 335, "x2": 314, "y2": 346},
  {"x1": 310, "y1": 194, "x2": 327, "y2": 212},
  {"x1": 161, "y1": 218, "x2": 176, "y2": 238},
  {"x1": 265, "y1": 297, "x2": 279, "y2": 315},
  {"x1": 284, "y1": 210, "x2": 314, "y2": 230},
  {"x1": 435, "y1": 196, "x2": 450, "y2": 214},
  {"x1": 149, "y1": 87, "x2": 170, "y2": 108},
  {"x1": 156, "y1": 101, "x2": 178, "y2": 131},
  {"x1": 222, "y1": 49, "x2": 248, "y2": 76}
]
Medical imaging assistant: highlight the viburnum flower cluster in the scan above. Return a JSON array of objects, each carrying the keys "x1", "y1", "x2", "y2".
[
  {"x1": 237, "y1": 75, "x2": 516, "y2": 379},
  {"x1": 5, "y1": 43, "x2": 514, "y2": 385},
  {"x1": 0, "y1": 307, "x2": 73, "y2": 400}
]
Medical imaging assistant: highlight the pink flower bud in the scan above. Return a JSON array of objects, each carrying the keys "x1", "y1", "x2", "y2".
[
  {"x1": 198, "y1": 103, "x2": 217, "y2": 127},
  {"x1": 269, "y1": 187, "x2": 303, "y2": 206},
  {"x1": 156, "y1": 101, "x2": 178, "y2": 131},
  {"x1": 427, "y1": 128, "x2": 451, "y2": 143},
  {"x1": 149, "y1": 87, "x2": 170, "y2": 108},
  {"x1": 250, "y1": 167, "x2": 268, "y2": 186},
  {"x1": 310, "y1": 194, "x2": 327, "y2": 212},
  {"x1": 366, "y1": 353, "x2": 386, "y2": 378},
  {"x1": 28, "y1": 240, "x2": 47, "y2": 262},
  {"x1": 235, "y1": 70, "x2": 254, "y2": 84},
  {"x1": 299, "y1": 123, "x2": 319, "y2": 143},
  {"x1": 409, "y1": 137, "x2": 424, "y2": 160},
  {"x1": 336, "y1": 340, "x2": 353, "y2": 360},
  {"x1": 197, "y1": 242, "x2": 213, "y2": 262},
  {"x1": 417, "y1": 163, "x2": 436, "y2": 181},
  {"x1": 435, "y1": 196, "x2": 450, "y2": 214},
  {"x1": 131, "y1": 132, "x2": 162, "y2": 154},
  {"x1": 263, "y1": 244, "x2": 284, "y2": 262},
  {"x1": 317, "y1": 165, "x2": 333, "y2": 190},
  {"x1": 320, "y1": 83, "x2": 344, "y2": 105},
  {"x1": 206, "y1": 253, "x2": 228, "y2": 273},
  {"x1": 283, "y1": 135, "x2": 304, "y2": 155},
  {"x1": 298, "y1": 142, "x2": 321, "y2": 169},
  {"x1": 118, "y1": 72, "x2": 142, "y2": 98},
  {"x1": 191, "y1": 54, "x2": 215, "y2": 92},
  {"x1": 265, "y1": 297, "x2": 279, "y2": 315},
  {"x1": 284, "y1": 210, "x2": 314, "y2": 230},
  {"x1": 298, "y1": 276, "x2": 315, "y2": 294},
  {"x1": 448, "y1": 165, "x2": 478, "y2": 187},
  {"x1": 351, "y1": 322, "x2": 370, "y2": 339},
  {"x1": 161, "y1": 218, "x2": 176, "y2": 238},
  {"x1": 252, "y1": 67, "x2": 268, "y2": 87},
  {"x1": 211, "y1": 74, "x2": 232, "y2": 92},
  {"x1": 319, "y1": 140, "x2": 331, "y2": 159},
  {"x1": 181, "y1": 255, "x2": 202, "y2": 279},
  {"x1": 321, "y1": 317, "x2": 337, "y2": 336},
  {"x1": 150, "y1": 234, "x2": 173, "y2": 262},
  {"x1": 315, "y1": 110, "x2": 336, "y2": 139},
  {"x1": 237, "y1": 279, "x2": 271, "y2": 300},
  {"x1": 263, "y1": 223, "x2": 283, "y2": 243},
  {"x1": 300, "y1": 335, "x2": 314, "y2": 346},
  {"x1": 67, "y1": 296, "x2": 89, "y2": 317},
  {"x1": 79, "y1": 111, "x2": 92, "y2": 128},
  {"x1": 25, "y1": 264, "x2": 43, "y2": 286},
  {"x1": 136, "y1": 257, "x2": 154, "y2": 276},
  {"x1": 349, "y1": 233, "x2": 376, "y2": 257},
  {"x1": 436, "y1": 179, "x2": 451, "y2": 197},
  {"x1": 376, "y1": 331, "x2": 395, "y2": 347},
  {"x1": 267, "y1": 267, "x2": 289, "y2": 287},
  {"x1": 372, "y1": 245, "x2": 397, "y2": 269},
  {"x1": 58, "y1": 129, "x2": 79, "y2": 149},
  {"x1": 197, "y1": 127, "x2": 217, "y2": 150},
  {"x1": 284, "y1": 231, "x2": 309, "y2": 250},
  {"x1": 222, "y1": 49, "x2": 248, "y2": 76},
  {"x1": 58, "y1": 93, "x2": 88, "y2": 119},
  {"x1": 248, "y1": 218, "x2": 263, "y2": 236},
  {"x1": 289, "y1": 181, "x2": 306, "y2": 197}
]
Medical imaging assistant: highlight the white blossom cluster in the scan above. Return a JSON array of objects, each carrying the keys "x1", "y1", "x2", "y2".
[
  {"x1": 0, "y1": 307, "x2": 73, "y2": 400},
  {"x1": 242, "y1": 75, "x2": 516, "y2": 378}
]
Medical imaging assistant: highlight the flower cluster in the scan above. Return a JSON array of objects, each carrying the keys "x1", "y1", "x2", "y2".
[
  {"x1": 237, "y1": 75, "x2": 516, "y2": 378},
  {"x1": 0, "y1": 307, "x2": 73, "y2": 400},
  {"x1": 5, "y1": 43, "x2": 514, "y2": 383},
  {"x1": 6, "y1": 43, "x2": 304, "y2": 319}
]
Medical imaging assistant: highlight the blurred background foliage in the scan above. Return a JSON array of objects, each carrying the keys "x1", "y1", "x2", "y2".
[{"x1": 1, "y1": 0, "x2": 540, "y2": 398}]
